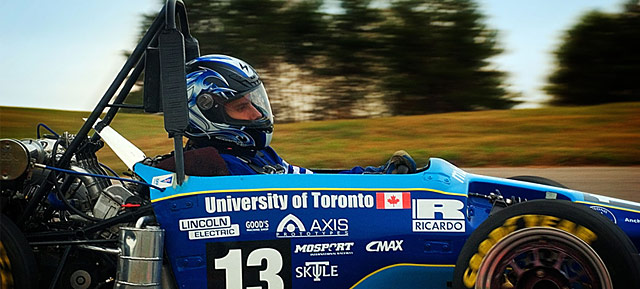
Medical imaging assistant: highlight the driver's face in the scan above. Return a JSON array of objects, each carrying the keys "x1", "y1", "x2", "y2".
[{"x1": 224, "y1": 95, "x2": 262, "y2": 121}]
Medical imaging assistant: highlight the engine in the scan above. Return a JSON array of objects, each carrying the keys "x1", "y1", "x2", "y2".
[
  {"x1": 1, "y1": 135, "x2": 137, "y2": 223},
  {"x1": 1, "y1": 133, "x2": 163, "y2": 289}
]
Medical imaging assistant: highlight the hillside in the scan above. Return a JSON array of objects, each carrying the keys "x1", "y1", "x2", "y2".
[{"x1": 1, "y1": 102, "x2": 639, "y2": 174}]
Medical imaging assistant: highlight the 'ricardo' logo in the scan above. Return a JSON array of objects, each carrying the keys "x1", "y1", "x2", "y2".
[{"x1": 412, "y1": 199, "x2": 465, "y2": 232}]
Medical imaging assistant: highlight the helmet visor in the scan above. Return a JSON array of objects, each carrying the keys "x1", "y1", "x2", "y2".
[{"x1": 223, "y1": 83, "x2": 273, "y2": 128}]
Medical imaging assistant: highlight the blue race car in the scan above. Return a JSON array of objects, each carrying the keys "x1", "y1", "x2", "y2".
[
  {"x1": 133, "y1": 155, "x2": 640, "y2": 289},
  {"x1": 1, "y1": 1, "x2": 638, "y2": 288}
]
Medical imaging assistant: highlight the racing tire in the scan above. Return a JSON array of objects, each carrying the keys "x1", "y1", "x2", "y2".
[
  {"x1": 0, "y1": 214, "x2": 38, "y2": 289},
  {"x1": 452, "y1": 200, "x2": 640, "y2": 289},
  {"x1": 508, "y1": 175, "x2": 568, "y2": 188}
]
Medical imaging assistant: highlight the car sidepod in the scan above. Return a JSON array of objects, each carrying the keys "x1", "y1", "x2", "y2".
[{"x1": 134, "y1": 158, "x2": 476, "y2": 289}]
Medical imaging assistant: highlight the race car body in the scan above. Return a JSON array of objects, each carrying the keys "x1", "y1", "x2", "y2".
[{"x1": 134, "y1": 157, "x2": 640, "y2": 288}]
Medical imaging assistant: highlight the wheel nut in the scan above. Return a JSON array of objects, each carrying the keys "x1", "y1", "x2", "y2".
[{"x1": 536, "y1": 269, "x2": 545, "y2": 278}]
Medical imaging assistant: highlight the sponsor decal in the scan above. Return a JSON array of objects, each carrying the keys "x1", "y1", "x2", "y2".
[
  {"x1": 295, "y1": 261, "x2": 339, "y2": 282},
  {"x1": 412, "y1": 199, "x2": 465, "y2": 232},
  {"x1": 245, "y1": 220, "x2": 270, "y2": 232},
  {"x1": 152, "y1": 174, "x2": 174, "y2": 188},
  {"x1": 276, "y1": 214, "x2": 348, "y2": 238},
  {"x1": 376, "y1": 192, "x2": 411, "y2": 209},
  {"x1": 294, "y1": 242, "x2": 354, "y2": 256},
  {"x1": 205, "y1": 193, "x2": 288, "y2": 213},
  {"x1": 625, "y1": 218, "x2": 640, "y2": 224},
  {"x1": 204, "y1": 192, "x2": 374, "y2": 213},
  {"x1": 589, "y1": 206, "x2": 617, "y2": 224},
  {"x1": 188, "y1": 225, "x2": 239, "y2": 240},
  {"x1": 180, "y1": 216, "x2": 231, "y2": 231},
  {"x1": 365, "y1": 240, "x2": 403, "y2": 252},
  {"x1": 310, "y1": 192, "x2": 374, "y2": 209},
  {"x1": 179, "y1": 216, "x2": 240, "y2": 240}
]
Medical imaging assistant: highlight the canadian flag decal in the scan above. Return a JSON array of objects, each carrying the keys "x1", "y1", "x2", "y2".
[{"x1": 376, "y1": 192, "x2": 411, "y2": 209}]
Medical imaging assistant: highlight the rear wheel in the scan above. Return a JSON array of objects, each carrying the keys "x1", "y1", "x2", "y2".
[
  {"x1": 452, "y1": 200, "x2": 640, "y2": 289},
  {"x1": 0, "y1": 214, "x2": 38, "y2": 289}
]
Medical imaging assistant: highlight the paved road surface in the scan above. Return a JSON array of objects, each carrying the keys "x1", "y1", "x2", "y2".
[{"x1": 464, "y1": 167, "x2": 640, "y2": 203}]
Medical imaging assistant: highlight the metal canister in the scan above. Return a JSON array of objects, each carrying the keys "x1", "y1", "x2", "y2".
[{"x1": 115, "y1": 226, "x2": 165, "y2": 288}]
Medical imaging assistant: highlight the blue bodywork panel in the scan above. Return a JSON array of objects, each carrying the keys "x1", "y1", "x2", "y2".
[{"x1": 134, "y1": 158, "x2": 640, "y2": 289}]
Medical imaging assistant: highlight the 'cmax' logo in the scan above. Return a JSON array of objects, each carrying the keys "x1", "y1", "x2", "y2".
[
  {"x1": 276, "y1": 214, "x2": 348, "y2": 238},
  {"x1": 366, "y1": 240, "x2": 403, "y2": 252}
]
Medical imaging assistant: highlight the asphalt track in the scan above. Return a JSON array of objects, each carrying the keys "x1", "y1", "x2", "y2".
[{"x1": 464, "y1": 167, "x2": 640, "y2": 203}]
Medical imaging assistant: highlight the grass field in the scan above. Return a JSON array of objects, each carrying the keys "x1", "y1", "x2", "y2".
[{"x1": 1, "y1": 102, "x2": 639, "y2": 174}]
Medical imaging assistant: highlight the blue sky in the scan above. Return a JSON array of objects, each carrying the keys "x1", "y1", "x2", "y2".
[
  {"x1": 476, "y1": 0, "x2": 621, "y2": 108},
  {"x1": 0, "y1": 0, "x2": 624, "y2": 112}
]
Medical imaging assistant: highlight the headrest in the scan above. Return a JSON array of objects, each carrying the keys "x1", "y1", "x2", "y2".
[{"x1": 155, "y1": 146, "x2": 229, "y2": 176}]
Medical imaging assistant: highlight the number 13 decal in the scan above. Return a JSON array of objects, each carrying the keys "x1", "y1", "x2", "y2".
[
  {"x1": 215, "y1": 248, "x2": 284, "y2": 289},
  {"x1": 207, "y1": 240, "x2": 292, "y2": 289}
]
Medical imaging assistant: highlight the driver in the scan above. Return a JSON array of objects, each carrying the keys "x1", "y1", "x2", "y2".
[{"x1": 184, "y1": 54, "x2": 416, "y2": 175}]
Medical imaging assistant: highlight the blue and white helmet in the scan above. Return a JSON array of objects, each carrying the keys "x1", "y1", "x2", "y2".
[{"x1": 185, "y1": 54, "x2": 274, "y2": 150}]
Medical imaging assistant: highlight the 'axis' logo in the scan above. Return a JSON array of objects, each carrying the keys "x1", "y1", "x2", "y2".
[{"x1": 276, "y1": 214, "x2": 348, "y2": 238}]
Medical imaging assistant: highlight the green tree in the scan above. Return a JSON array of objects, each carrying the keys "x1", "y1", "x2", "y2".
[
  {"x1": 379, "y1": 0, "x2": 516, "y2": 115},
  {"x1": 183, "y1": 0, "x2": 287, "y2": 68},
  {"x1": 545, "y1": 1, "x2": 640, "y2": 105},
  {"x1": 127, "y1": 0, "x2": 327, "y2": 119},
  {"x1": 280, "y1": 0, "x2": 328, "y2": 66},
  {"x1": 309, "y1": 0, "x2": 386, "y2": 119},
  {"x1": 129, "y1": 0, "x2": 516, "y2": 120}
]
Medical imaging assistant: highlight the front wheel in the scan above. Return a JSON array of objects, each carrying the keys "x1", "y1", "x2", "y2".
[
  {"x1": 452, "y1": 200, "x2": 640, "y2": 289},
  {"x1": 507, "y1": 175, "x2": 568, "y2": 189}
]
